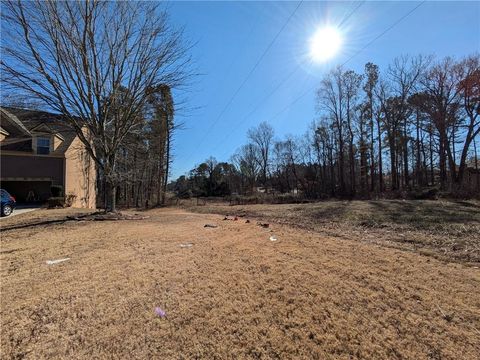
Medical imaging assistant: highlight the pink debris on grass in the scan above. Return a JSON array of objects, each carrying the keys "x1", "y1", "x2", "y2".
[{"x1": 155, "y1": 307, "x2": 166, "y2": 318}]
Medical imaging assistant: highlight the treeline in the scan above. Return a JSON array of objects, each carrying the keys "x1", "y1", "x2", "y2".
[
  {"x1": 98, "y1": 85, "x2": 177, "y2": 208},
  {"x1": 172, "y1": 54, "x2": 479, "y2": 200}
]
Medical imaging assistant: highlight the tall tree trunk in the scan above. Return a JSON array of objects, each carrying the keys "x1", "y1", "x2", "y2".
[
  {"x1": 376, "y1": 117, "x2": 383, "y2": 192},
  {"x1": 359, "y1": 132, "x2": 368, "y2": 194},
  {"x1": 349, "y1": 140, "x2": 355, "y2": 195},
  {"x1": 415, "y1": 110, "x2": 422, "y2": 186},
  {"x1": 157, "y1": 159, "x2": 163, "y2": 205},
  {"x1": 338, "y1": 130, "x2": 346, "y2": 195},
  {"x1": 388, "y1": 137, "x2": 397, "y2": 190},
  {"x1": 370, "y1": 115, "x2": 375, "y2": 192},
  {"x1": 104, "y1": 155, "x2": 117, "y2": 212},
  {"x1": 474, "y1": 137, "x2": 479, "y2": 191},
  {"x1": 439, "y1": 133, "x2": 447, "y2": 190},
  {"x1": 162, "y1": 130, "x2": 171, "y2": 205},
  {"x1": 446, "y1": 126, "x2": 458, "y2": 186},
  {"x1": 420, "y1": 135, "x2": 428, "y2": 186},
  {"x1": 455, "y1": 120, "x2": 478, "y2": 187},
  {"x1": 105, "y1": 180, "x2": 116, "y2": 213},
  {"x1": 429, "y1": 130, "x2": 434, "y2": 186},
  {"x1": 403, "y1": 120, "x2": 410, "y2": 189},
  {"x1": 329, "y1": 146, "x2": 335, "y2": 196},
  {"x1": 348, "y1": 121, "x2": 355, "y2": 195}
]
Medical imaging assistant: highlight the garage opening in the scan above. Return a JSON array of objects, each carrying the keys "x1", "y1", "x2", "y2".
[{"x1": 0, "y1": 180, "x2": 54, "y2": 204}]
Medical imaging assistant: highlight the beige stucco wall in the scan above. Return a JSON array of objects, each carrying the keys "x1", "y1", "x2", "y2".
[
  {"x1": 53, "y1": 134, "x2": 63, "y2": 151},
  {"x1": 0, "y1": 126, "x2": 8, "y2": 141},
  {"x1": 64, "y1": 136, "x2": 96, "y2": 209}
]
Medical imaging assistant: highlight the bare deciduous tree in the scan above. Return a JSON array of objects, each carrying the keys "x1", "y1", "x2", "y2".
[
  {"x1": 457, "y1": 55, "x2": 480, "y2": 186},
  {"x1": 363, "y1": 62, "x2": 380, "y2": 191},
  {"x1": 1, "y1": 0, "x2": 191, "y2": 211},
  {"x1": 317, "y1": 67, "x2": 347, "y2": 194},
  {"x1": 343, "y1": 70, "x2": 363, "y2": 195},
  {"x1": 232, "y1": 144, "x2": 259, "y2": 193},
  {"x1": 247, "y1": 121, "x2": 274, "y2": 188}
]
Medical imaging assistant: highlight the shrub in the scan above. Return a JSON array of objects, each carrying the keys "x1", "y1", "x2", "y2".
[
  {"x1": 409, "y1": 188, "x2": 439, "y2": 200},
  {"x1": 65, "y1": 193, "x2": 77, "y2": 207},
  {"x1": 47, "y1": 197, "x2": 65, "y2": 208},
  {"x1": 176, "y1": 189, "x2": 193, "y2": 199},
  {"x1": 227, "y1": 193, "x2": 310, "y2": 206}
]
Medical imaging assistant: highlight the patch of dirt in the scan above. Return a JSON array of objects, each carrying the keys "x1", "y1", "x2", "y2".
[{"x1": 1, "y1": 207, "x2": 479, "y2": 359}]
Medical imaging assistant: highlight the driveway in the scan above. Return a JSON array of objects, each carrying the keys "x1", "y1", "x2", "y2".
[{"x1": 1, "y1": 206, "x2": 40, "y2": 219}]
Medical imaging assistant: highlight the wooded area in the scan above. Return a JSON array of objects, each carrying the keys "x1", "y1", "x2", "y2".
[
  {"x1": 172, "y1": 54, "x2": 479, "y2": 200},
  {"x1": 111, "y1": 84, "x2": 177, "y2": 208}
]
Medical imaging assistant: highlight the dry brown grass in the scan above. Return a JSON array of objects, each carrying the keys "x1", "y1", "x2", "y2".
[
  {"x1": 188, "y1": 200, "x2": 480, "y2": 265},
  {"x1": 1, "y1": 206, "x2": 479, "y2": 359}
]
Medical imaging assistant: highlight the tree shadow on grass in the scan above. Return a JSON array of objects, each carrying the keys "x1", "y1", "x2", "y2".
[
  {"x1": 368, "y1": 200, "x2": 480, "y2": 227},
  {"x1": 311, "y1": 201, "x2": 352, "y2": 222},
  {"x1": 0, "y1": 212, "x2": 149, "y2": 233}
]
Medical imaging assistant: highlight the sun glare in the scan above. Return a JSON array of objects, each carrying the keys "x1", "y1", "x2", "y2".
[{"x1": 309, "y1": 26, "x2": 343, "y2": 62}]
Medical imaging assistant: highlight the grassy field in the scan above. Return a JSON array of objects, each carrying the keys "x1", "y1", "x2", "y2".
[
  {"x1": 1, "y1": 202, "x2": 479, "y2": 359},
  {"x1": 187, "y1": 199, "x2": 480, "y2": 265}
]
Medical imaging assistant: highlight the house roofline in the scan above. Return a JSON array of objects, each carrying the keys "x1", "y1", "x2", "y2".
[
  {"x1": 0, "y1": 107, "x2": 32, "y2": 137},
  {"x1": 29, "y1": 122, "x2": 66, "y2": 141}
]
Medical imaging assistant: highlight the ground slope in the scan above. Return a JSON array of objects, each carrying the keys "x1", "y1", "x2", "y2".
[
  {"x1": 187, "y1": 200, "x2": 480, "y2": 265},
  {"x1": 1, "y1": 208, "x2": 479, "y2": 359}
]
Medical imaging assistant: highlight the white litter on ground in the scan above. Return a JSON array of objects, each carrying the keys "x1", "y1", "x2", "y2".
[
  {"x1": 269, "y1": 236, "x2": 277, "y2": 242},
  {"x1": 46, "y1": 258, "x2": 70, "y2": 265},
  {"x1": 179, "y1": 243, "x2": 193, "y2": 248}
]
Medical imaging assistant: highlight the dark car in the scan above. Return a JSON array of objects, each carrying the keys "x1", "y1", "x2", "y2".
[{"x1": 1, "y1": 189, "x2": 16, "y2": 217}]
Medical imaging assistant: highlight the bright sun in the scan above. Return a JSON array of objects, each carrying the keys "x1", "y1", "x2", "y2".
[{"x1": 309, "y1": 26, "x2": 343, "y2": 62}]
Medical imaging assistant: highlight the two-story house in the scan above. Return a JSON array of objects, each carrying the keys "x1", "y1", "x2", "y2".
[{"x1": 0, "y1": 106, "x2": 96, "y2": 208}]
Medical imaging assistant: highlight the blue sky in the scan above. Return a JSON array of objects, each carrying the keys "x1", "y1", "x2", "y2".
[{"x1": 167, "y1": 1, "x2": 480, "y2": 179}]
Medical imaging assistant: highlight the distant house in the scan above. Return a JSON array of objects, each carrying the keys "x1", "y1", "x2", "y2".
[{"x1": 0, "y1": 107, "x2": 96, "y2": 208}]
